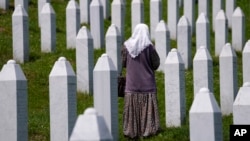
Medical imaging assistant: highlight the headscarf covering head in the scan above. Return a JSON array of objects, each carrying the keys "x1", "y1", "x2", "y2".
[{"x1": 124, "y1": 23, "x2": 152, "y2": 58}]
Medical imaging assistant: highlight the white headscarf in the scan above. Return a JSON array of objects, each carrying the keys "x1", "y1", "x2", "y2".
[{"x1": 124, "y1": 23, "x2": 152, "y2": 58}]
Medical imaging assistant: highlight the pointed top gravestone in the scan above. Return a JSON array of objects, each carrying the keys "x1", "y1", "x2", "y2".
[
  {"x1": 0, "y1": 60, "x2": 28, "y2": 141},
  {"x1": 233, "y1": 82, "x2": 250, "y2": 124},
  {"x1": 220, "y1": 43, "x2": 238, "y2": 116},
  {"x1": 215, "y1": 10, "x2": 228, "y2": 56},
  {"x1": 66, "y1": 0, "x2": 80, "y2": 49},
  {"x1": 76, "y1": 26, "x2": 94, "y2": 94},
  {"x1": 165, "y1": 48, "x2": 186, "y2": 127},
  {"x1": 232, "y1": 7, "x2": 245, "y2": 52},
  {"x1": 177, "y1": 16, "x2": 191, "y2": 69},
  {"x1": 189, "y1": 87, "x2": 223, "y2": 141},
  {"x1": 38, "y1": 0, "x2": 50, "y2": 26},
  {"x1": 93, "y1": 54, "x2": 118, "y2": 140},
  {"x1": 69, "y1": 108, "x2": 113, "y2": 141},
  {"x1": 41, "y1": 2, "x2": 56, "y2": 53},
  {"x1": 193, "y1": 46, "x2": 213, "y2": 96},
  {"x1": 90, "y1": 0, "x2": 105, "y2": 49},
  {"x1": 49, "y1": 57, "x2": 77, "y2": 141},
  {"x1": 155, "y1": 20, "x2": 170, "y2": 72},
  {"x1": 106, "y1": 24, "x2": 122, "y2": 73},
  {"x1": 196, "y1": 13, "x2": 210, "y2": 51},
  {"x1": 12, "y1": 4, "x2": 29, "y2": 63}
]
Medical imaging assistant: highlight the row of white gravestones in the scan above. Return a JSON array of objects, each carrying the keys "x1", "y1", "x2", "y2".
[
  {"x1": 75, "y1": 24, "x2": 121, "y2": 94},
  {"x1": 0, "y1": 55, "x2": 118, "y2": 140}
]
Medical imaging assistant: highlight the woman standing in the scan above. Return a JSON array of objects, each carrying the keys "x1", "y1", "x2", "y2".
[{"x1": 122, "y1": 23, "x2": 160, "y2": 139}]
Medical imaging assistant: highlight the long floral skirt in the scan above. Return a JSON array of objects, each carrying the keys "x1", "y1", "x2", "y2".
[{"x1": 123, "y1": 92, "x2": 160, "y2": 139}]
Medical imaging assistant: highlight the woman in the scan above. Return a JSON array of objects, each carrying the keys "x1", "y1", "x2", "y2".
[{"x1": 122, "y1": 23, "x2": 160, "y2": 139}]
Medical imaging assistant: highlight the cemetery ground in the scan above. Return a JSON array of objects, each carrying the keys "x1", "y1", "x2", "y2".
[{"x1": 0, "y1": 0, "x2": 250, "y2": 140}]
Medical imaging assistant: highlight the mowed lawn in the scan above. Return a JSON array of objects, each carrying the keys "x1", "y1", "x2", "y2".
[{"x1": 0, "y1": 0, "x2": 250, "y2": 140}]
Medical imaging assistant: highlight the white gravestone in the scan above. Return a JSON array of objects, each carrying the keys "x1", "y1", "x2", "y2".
[
  {"x1": 190, "y1": 88, "x2": 223, "y2": 141},
  {"x1": 100, "y1": 0, "x2": 110, "y2": 19},
  {"x1": 177, "y1": 16, "x2": 192, "y2": 70},
  {"x1": 196, "y1": 13, "x2": 210, "y2": 52},
  {"x1": 212, "y1": 0, "x2": 223, "y2": 31},
  {"x1": 168, "y1": 0, "x2": 179, "y2": 40},
  {"x1": 41, "y1": 3, "x2": 56, "y2": 53},
  {"x1": 165, "y1": 49, "x2": 186, "y2": 127},
  {"x1": 155, "y1": 20, "x2": 170, "y2": 72},
  {"x1": 0, "y1": 0, "x2": 9, "y2": 10},
  {"x1": 76, "y1": 26, "x2": 94, "y2": 94},
  {"x1": 215, "y1": 10, "x2": 228, "y2": 56},
  {"x1": 90, "y1": 0, "x2": 105, "y2": 49},
  {"x1": 184, "y1": 0, "x2": 195, "y2": 35},
  {"x1": 150, "y1": 0, "x2": 162, "y2": 40},
  {"x1": 0, "y1": 60, "x2": 28, "y2": 141},
  {"x1": 243, "y1": 40, "x2": 250, "y2": 83},
  {"x1": 226, "y1": 0, "x2": 235, "y2": 28},
  {"x1": 232, "y1": 7, "x2": 245, "y2": 52},
  {"x1": 12, "y1": 5, "x2": 29, "y2": 63},
  {"x1": 193, "y1": 46, "x2": 213, "y2": 96},
  {"x1": 198, "y1": 0, "x2": 209, "y2": 17},
  {"x1": 111, "y1": 0, "x2": 125, "y2": 42},
  {"x1": 66, "y1": 0, "x2": 80, "y2": 49},
  {"x1": 233, "y1": 82, "x2": 250, "y2": 124},
  {"x1": 106, "y1": 24, "x2": 122, "y2": 73},
  {"x1": 131, "y1": 0, "x2": 144, "y2": 32},
  {"x1": 219, "y1": 43, "x2": 238, "y2": 116},
  {"x1": 15, "y1": 0, "x2": 28, "y2": 12},
  {"x1": 49, "y1": 57, "x2": 77, "y2": 141},
  {"x1": 80, "y1": 0, "x2": 91, "y2": 24},
  {"x1": 93, "y1": 54, "x2": 118, "y2": 141},
  {"x1": 70, "y1": 108, "x2": 113, "y2": 141},
  {"x1": 38, "y1": 0, "x2": 50, "y2": 27}
]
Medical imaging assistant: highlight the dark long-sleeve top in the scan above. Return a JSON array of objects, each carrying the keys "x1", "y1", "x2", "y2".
[{"x1": 122, "y1": 44, "x2": 159, "y2": 93}]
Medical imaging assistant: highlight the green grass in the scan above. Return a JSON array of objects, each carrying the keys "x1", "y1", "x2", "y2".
[{"x1": 0, "y1": 0, "x2": 250, "y2": 140}]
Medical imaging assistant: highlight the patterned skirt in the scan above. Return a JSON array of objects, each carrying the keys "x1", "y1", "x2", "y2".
[{"x1": 123, "y1": 92, "x2": 160, "y2": 139}]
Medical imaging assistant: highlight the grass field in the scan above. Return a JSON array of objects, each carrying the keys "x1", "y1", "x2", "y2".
[{"x1": 0, "y1": 0, "x2": 250, "y2": 140}]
